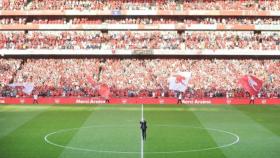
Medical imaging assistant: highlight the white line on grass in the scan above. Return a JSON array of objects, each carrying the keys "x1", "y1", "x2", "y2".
[
  {"x1": 44, "y1": 124, "x2": 239, "y2": 154},
  {"x1": 141, "y1": 104, "x2": 144, "y2": 158}
]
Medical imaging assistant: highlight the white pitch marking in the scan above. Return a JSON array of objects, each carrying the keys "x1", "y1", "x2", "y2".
[
  {"x1": 141, "y1": 104, "x2": 144, "y2": 158},
  {"x1": 44, "y1": 124, "x2": 240, "y2": 154}
]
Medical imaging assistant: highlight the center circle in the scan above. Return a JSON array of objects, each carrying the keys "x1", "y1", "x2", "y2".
[{"x1": 44, "y1": 124, "x2": 239, "y2": 154}]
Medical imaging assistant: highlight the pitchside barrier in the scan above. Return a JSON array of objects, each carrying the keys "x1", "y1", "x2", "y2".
[{"x1": 0, "y1": 97, "x2": 279, "y2": 105}]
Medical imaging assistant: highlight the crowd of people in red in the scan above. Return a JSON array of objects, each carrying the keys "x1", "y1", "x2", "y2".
[
  {"x1": 98, "y1": 17, "x2": 280, "y2": 25},
  {"x1": 0, "y1": 31, "x2": 279, "y2": 50},
  {"x1": 1, "y1": 0, "x2": 280, "y2": 11},
  {"x1": 1, "y1": 0, "x2": 26, "y2": 10},
  {"x1": 25, "y1": 17, "x2": 280, "y2": 25},
  {"x1": 0, "y1": 59, "x2": 22, "y2": 86},
  {"x1": 0, "y1": 58, "x2": 279, "y2": 98},
  {"x1": 0, "y1": 17, "x2": 26, "y2": 25},
  {"x1": 31, "y1": 18, "x2": 65, "y2": 24},
  {"x1": 2, "y1": 16, "x2": 280, "y2": 25}
]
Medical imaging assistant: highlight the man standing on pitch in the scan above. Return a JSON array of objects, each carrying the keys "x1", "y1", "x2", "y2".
[
  {"x1": 140, "y1": 120, "x2": 147, "y2": 141},
  {"x1": 177, "y1": 92, "x2": 183, "y2": 104},
  {"x1": 249, "y1": 94, "x2": 255, "y2": 104},
  {"x1": 33, "y1": 93, "x2": 38, "y2": 104}
]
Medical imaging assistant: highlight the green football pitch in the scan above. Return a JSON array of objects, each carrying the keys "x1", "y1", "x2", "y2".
[{"x1": 0, "y1": 104, "x2": 280, "y2": 158}]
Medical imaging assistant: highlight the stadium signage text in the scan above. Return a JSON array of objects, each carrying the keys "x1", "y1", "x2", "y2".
[
  {"x1": 0, "y1": 97, "x2": 279, "y2": 105},
  {"x1": 183, "y1": 99, "x2": 212, "y2": 104},
  {"x1": 75, "y1": 99, "x2": 106, "y2": 104},
  {"x1": 132, "y1": 49, "x2": 154, "y2": 55}
]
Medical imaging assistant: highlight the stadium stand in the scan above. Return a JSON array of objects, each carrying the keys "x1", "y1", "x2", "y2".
[
  {"x1": 0, "y1": 58, "x2": 279, "y2": 98},
  {"x1": 0, "y1": 31, "x2": 279, "y2": 50},
  {"x1": 0, "y1": 0, "x2": 279, "y2": 102},
  {"x1": 2, "y1": 0, "x2": 279, "y2": 11},
  {"x1": 3, "y1": 17, "x2": 280, "y2": 25},
  {"x1": 0, "y1": 58, "x2": 22, "y2": 85}
]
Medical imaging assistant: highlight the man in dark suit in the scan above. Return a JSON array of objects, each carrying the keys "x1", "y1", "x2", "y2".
[{"x1": 140, "y1": 120, "x2": 147, "y2": 141}]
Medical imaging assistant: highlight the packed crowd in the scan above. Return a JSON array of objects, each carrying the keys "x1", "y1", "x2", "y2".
[
  {"x1": 3, "y1": 17, "x2": 280, "y2": 25},
  {"x1": 0, "y1": 58, "x2": 279, "y2": 98},
  {"x1": 29, "y1": 17, "x2": 280, "y2": 25},
  {"x1": 100, "y1": 58, "x2": 280, "y2": 98},
  {"x1": 182, "y1": 0, "x2": 280, "y2": 11},
  {"x1": 0, "y1": 31, "x2": 280, "y2": 50},
  {"x1": 0, "y1": 17, "x2": 26, "y2": 25},
  {"x1": 101, "y1": 17, "x2": 280, "y2": 25},
  {"x1": 11, "y1": 58, "x2": 101, "y2": 97},
  {"x1": 0, "y1": 59, "x2": 22, "y2": 85},
  {"x1": 31, "y1": 18, "x2": 66, "y2": 24},
  {"x1": 2, "y1": 0, "x2": 280, "y2": 11},
  {"x1": 1, "y1": 0, "x2": 26, "y2": 10}
]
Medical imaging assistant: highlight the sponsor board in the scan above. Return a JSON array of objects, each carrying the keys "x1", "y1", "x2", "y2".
[{"x1": 0, "y1": 97, "x2": 279, "y2": 105}]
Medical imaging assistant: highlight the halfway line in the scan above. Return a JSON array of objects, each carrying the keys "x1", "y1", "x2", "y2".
[{"x1": 141, "y1": 104, "x2": 144, "y2": 158}]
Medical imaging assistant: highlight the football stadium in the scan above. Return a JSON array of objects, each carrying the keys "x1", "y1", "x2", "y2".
[{"x1": 0, "y1": 0, "x2": 280, "y2": 158}]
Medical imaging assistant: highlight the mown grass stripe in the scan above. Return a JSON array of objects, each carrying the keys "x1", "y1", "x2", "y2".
[
  {"x1": 0, "y1": 107, "x2": 93, "y2": 158},
  {"x1": 0, "y1": 105, "x2": 48, "y2": 139},
  {"x1": 58, "y1": 104, "x2": 141, "y2": 158},
  {"x1": 193, "y1": 105, "x2": 280, "y2": 158},
  {"x1": 144, "y1": 105, "x2": 226, "y2": 158},
  {"x1": 235, "y1": 105, "x2": 280, "y2": 137}
]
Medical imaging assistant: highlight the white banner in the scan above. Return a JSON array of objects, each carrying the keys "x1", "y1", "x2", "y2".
[{"x1": 169, "y1": 72, "x2": 191, "y2": 92}]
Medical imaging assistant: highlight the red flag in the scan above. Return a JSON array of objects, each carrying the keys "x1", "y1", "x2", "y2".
[
  {"x1": 239, "y1": 75, "x2": 263, "y2": 95},
  {"x1": 99, "y1": 84, "x2": 110, "y2": 98}
]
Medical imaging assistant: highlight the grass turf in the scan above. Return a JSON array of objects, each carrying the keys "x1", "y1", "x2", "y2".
[{"x1": 0, "y1": 104, "x2": 280, "y2": 158}]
